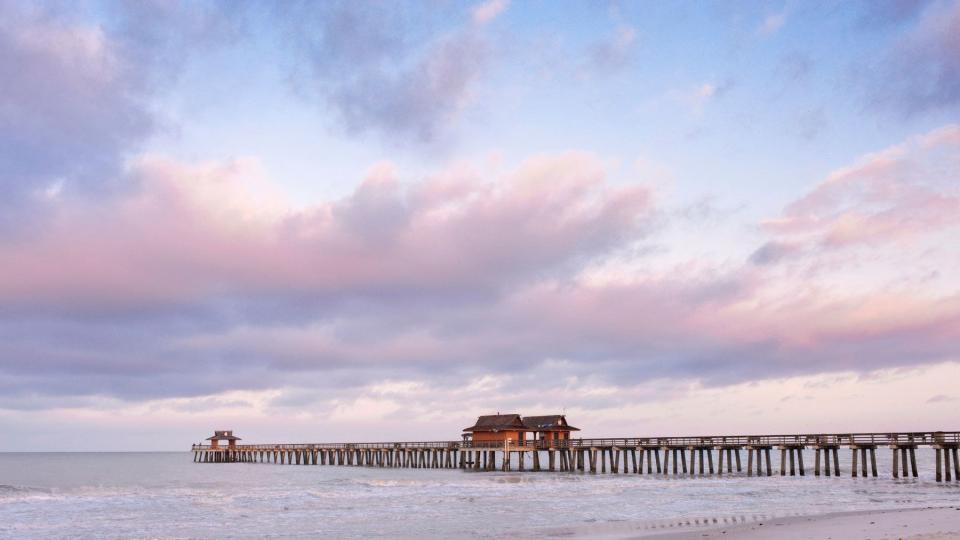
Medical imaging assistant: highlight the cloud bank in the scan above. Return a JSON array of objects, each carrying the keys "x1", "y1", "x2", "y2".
[{"x1": 1, "y1": 125, "x2": 958, "y2": 416}]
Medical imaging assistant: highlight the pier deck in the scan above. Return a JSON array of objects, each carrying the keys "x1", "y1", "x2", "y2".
[{"x1": 192, "y1": 431, "x2": 960, "y2": 481}]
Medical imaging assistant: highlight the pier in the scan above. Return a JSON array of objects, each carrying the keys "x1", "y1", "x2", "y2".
[{"x1": 193, "y1": 430, "x2": 960, "y2": 482}]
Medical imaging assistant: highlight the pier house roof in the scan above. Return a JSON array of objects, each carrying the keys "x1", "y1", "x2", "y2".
[
  {"x1": 463, "y1": 414, "x2": 526, "y2": 432},
  {"x1": 206, "y1": 430, "x2": 241, "y2": 441},
  {"x1": 522, "y1": 415, "x2": 579, "y2": 432}
]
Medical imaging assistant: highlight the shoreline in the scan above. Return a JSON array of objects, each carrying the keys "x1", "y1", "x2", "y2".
[{"x1": 542, "y1": 506, "x2": 960, "y2": 539}]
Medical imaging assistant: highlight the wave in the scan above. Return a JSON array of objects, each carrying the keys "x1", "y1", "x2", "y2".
[
  {"x1": 0, "y1": 484, "x2": 53, "y2": 495},
  {"x1": 0, "y1": 484, "x2": 59, "y2": 502}
]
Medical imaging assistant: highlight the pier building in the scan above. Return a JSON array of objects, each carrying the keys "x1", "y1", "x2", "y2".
[
  {"x1": 206, "y1": 430, "x2": 240, "y2": 449},
  {"x1": 523, "y1": 415, "x2": 579, "y2": 446},
  {"x1": 462, "y1": 413, "x2": 528, "y2": 446}
]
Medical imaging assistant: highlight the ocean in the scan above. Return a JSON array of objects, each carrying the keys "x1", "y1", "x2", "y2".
[{"x1": 1, "y1": 450, "x2": 958, "y2": 538}]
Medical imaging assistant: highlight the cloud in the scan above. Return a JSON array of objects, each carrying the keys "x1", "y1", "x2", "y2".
[
  {"x1": 586, "y1": 25, "x2": 637, "y2": 75},
  {"x1": 0, "y1": 151, "x2": 661, "y2": 407},
  {"x1": 283, "y1": 2, "x2": 495, "y2": 143},
  {"x1": 0, "y1": 152, "x2": 652, "y2": 314},
  {"x1": 776, "y1": 51, "x2": 813, "y2": 83},
  {"x1": 857, "y1": 0, "x2": 936, "y2": 26},
  {"x1": 0, "y1": 4, "x2": 149, "y2": 229},
  {"x1": 795, "y1": 106, "x2": 827, "y2": 140},
  {"x1": 749, "y1": 241, "x2": 803, "y2": 265},
  {"x1": 666, "y1": 81, "x2": 733, "y2": 115},
  {"x1": 763, "y1": 124, "x2": 960, "y2": 249},
  {"x1": 3, "y1": 129, "x2": 960, "y2": 414},
  {"x1": 2, "y1": 1, "x2": 959, "y2": 428},
  {"x1": 758, "y1": 12, "x2": 787, "y2": 36},
  {"x1": 872, "y1": 0, "x2": 960, "y2": 112},
  {"x1": 472, "y1": 0, "x2": 510, "y2": 25},
  {"x1": 0, "y1": 2, "x2": 238, "y2": 232}
]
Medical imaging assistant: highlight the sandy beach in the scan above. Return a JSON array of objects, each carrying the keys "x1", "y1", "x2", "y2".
[{"x1": 544, "y1": 507, "x2": 960, "y2": 539}]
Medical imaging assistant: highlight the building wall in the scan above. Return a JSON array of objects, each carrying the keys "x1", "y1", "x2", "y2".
[{"x1": 471, "y1": 431, "x2": 526, "y2": 444}]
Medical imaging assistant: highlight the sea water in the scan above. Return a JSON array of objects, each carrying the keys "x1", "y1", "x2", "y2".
[{"x1": 1, "y1": 450, "x2": 958, "y2": 538}]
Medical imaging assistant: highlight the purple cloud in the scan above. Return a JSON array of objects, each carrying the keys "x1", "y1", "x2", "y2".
[
  {"x1": 0, "y1": 2, "x2": 239, "y2": 231},
  {"x1": 3, "y1": 125, "x2": 960, "y2": 410},
  {"x1": 282, "y1": 1, "x2": 496, "y2": 142},
  {"x1": 871, "y1": 0, "x2": 960, "y2": 113}
]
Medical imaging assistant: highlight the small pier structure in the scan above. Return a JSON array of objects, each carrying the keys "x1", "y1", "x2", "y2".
[{"x1": 192, "y1": 425, "x2": 960, "y2": 482}]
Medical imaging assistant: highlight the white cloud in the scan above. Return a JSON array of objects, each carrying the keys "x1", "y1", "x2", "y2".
[
  {"x1": 472, "y1": 0, "x2": 510, "y2": 25},
  {"x1": 758, "y1": 12, "x2": 787, "y2": 36},
  {"x1": 664, "y1": 81, "x2": 731, "y2": 115}
]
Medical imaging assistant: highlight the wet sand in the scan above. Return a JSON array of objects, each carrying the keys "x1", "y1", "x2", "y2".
[{"x1": 544, "y1": 506, "x2": 960, "y2": 539}]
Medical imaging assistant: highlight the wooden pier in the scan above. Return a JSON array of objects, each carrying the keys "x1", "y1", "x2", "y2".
[{"x1": 192, "y1": 431, "x2": 960, "y2": 482}]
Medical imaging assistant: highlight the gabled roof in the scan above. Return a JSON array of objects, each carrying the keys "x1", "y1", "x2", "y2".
[
  {"x1": 463, "y1": 414, "x2": 527, "y2": 432},
  {"x1": 522, "y1": 415, "x2": 580, "y2": 432},
  {"x1": 206, "y1": 430, "x2": 241, "y2": 441}
]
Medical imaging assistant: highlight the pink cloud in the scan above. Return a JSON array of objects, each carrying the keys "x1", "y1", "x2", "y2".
[
  {"x1": 471, "y1": 0, "x2": 509, "y2": 25},
  {"x1": 0, "y1": 152, "x2": 653, "y2": 311},
  {"x1": 2, "y1": 132, "x2": 958, "y2": 412},
  {"x1": 764, "y1": 124, "x2": 960, "y2": 248}
]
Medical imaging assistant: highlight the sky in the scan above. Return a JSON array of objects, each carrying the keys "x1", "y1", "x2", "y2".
[{"x1": 1, "y1": 0, "x2": 958, "y2": 451}]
